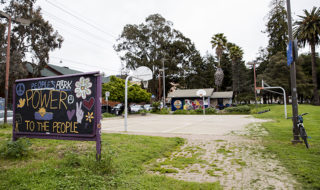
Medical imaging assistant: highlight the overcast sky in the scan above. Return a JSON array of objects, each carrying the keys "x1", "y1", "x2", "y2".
[{"x1": 35, "y1": 0, "x2": 319, "y2": 76}]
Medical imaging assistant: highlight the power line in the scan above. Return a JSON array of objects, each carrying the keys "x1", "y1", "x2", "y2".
[
  {"x1": 42, "y1": 10, "x2": 115, "y2": 45},
  {"x1": 45, "y1": 0, "x2": 117, "y2": 39},
  {"x1": 50, "y1": 56, "x2": 120, "y2": 73},
  {"x1": 50, "y1": 24, "x2": 111, "y2": 50},
  {"x1": 50, "y1": 62, "x2": 119, "y2": 76}
]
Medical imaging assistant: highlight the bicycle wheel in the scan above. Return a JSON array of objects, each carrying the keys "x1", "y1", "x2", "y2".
[{"x1": 299, "y1": 126, "x2": 309, "y2": 149}]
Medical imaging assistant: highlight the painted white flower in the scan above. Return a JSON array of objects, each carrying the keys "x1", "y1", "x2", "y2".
[{"x1": 74, "y1": 77, "x2": 92, "y2": 99}]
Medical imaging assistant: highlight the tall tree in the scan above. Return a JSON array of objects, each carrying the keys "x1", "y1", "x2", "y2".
[
  {"x1": 265, "y1": 0, "x2": 288, "y2": 57},
  {"x1": 227, "y1": 43, "x2": 244, "y2": 94},
  {"x1": 294, "y1": 7, "x2": 320, "y2": 105},
  {"x1": 114, "y1": 14, "x2": 202, "y2": 98},
  {"x1": 211, "y1": 33, "x2": 227, "y2": 91},
  {"x1": 0, "y1": 0, "x2": 63, "y2": 97},
  {"x1": 102, "y1": 76, "x2": 151, "y2": 103}
]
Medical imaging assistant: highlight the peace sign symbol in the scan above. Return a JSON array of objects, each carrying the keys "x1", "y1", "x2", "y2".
[{"x1": 16, "y1": 83, "x2": 25, "y2": 96}]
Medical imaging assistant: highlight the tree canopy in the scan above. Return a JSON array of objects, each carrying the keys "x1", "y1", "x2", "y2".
[
  {"x1": 114, "y1": 14, "x2": 203, "y2": 99},
  {"x1": 294, "y1": 6, "x2": 320, "y2": 105},
  {"x1": 265, "y1": 0, "x2": 288, "y2": 57},
  {"x1": 0, "y1": 0, "x2": 63, "y2": 98},
  {"x1": 102, "y1": 76, "x2": 151, "y2": 103}
]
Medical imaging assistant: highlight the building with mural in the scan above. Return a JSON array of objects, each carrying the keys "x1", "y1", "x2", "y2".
[{"x1": 167, "y1": 89, "x2": 233, "y2": 111}]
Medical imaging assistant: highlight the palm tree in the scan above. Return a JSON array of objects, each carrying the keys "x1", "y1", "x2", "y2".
[
  {"x1": 211, "y1": 33, "x2": 227, "y2": 91},
  {"x1": 294, "y1": 7, "x2": 320, "y2": 105},
  {"x1": 228, "y1": 43, "x2": 244, "y2": 94}
]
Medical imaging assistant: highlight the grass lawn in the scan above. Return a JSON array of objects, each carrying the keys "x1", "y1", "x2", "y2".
[
  {"x1": 0, "y1": 127, "x2": 221, "y2": 189},
  {"x1": 253, "y1": 104, "x2": 320, "y2": 189}
]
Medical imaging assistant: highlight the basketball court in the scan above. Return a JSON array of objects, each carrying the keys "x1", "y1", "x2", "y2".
[{"x1": 101, "y1": 114, "x2": 267, "y2": 135}]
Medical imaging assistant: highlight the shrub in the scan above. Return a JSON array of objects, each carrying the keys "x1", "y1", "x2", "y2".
[
  {"x1": 173, "y1": 109, "x2": 188, "y2": 114},
  {"x1": 0, "y1": 138, "x2": 32, "y2": 159},
  {"x1": 151, "y1": 102, "x2": 161, "y2": 113},
  {"x1": 206, "y1": 107, "x2": 217, "y2": 114},
  {"x1": 0, "y1": 123, "x2": 11, "y2": 129},
  {"x1": 188, "y1": 110, "x2": 197, "y2": 115},
  {"x1": 225, "y1": 105, "x2": 251, "y2": 114},
  {"x1": 195, "y1": 108, "x2": 203, "y2": 114},
  {"x1": 159, "y1": 108, "x2": 170, "y2": 114},
  {"x1": 102, "y1": 112, "x2": 116, "y2": 118}
]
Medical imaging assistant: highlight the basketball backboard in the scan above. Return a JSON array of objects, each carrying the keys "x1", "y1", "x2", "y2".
[{"x1": 132, "y1": 66, "x2": 152, "y2": 81}]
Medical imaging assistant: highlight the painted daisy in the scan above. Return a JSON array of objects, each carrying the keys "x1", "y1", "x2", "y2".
[
  {"x1": 75, "y1": 77, "x2": 92, "y2": 99},
  {"x1": 86, "y1": 112, "x2": 94, "y2": 123}
]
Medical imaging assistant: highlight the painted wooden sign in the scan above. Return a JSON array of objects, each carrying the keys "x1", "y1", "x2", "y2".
[{"x1": 12, "y1": 72, "x2": 102, "y2": 157}]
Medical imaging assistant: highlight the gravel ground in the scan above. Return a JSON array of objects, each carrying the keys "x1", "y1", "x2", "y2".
[{"x1": 101, "y1": 114, "x2": 299, "y2": 189}]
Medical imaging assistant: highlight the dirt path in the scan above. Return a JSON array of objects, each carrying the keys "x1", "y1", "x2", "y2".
[
  {"x1": 102, "y1": 115, "x2": 300, "y2": 189},
  {"x1": 145, "y1": 124, "x2": 299, "y2": 190}
]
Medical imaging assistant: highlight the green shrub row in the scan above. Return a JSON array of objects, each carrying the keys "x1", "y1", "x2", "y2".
[
  {"x1": 224, "y1": 105, "x2": 251, "y2": 113},
  {"x1": 173, "y1": 107, "x2": 217, "y2": 115},
  {"x1": 102, "y1": 112, "x2": 116, "y2": 118}
]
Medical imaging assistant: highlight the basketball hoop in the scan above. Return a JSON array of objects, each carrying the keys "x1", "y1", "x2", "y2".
[
  {"x1": 196, "y1": 89, "x2": 206, "y2": 97},
  {"x1": 142, "y1": 81, "x2": 148, "y2": 88},
  {"x1": 256, "y1": 87, "x2": 263, "y2": 94}
]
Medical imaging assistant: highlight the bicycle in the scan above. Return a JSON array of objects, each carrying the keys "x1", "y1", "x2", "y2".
[{"x1": 288, "y1": 113, "x2": 309, "y2": 148}]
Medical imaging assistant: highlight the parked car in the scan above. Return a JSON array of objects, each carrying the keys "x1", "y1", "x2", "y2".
[
  {"x1": 101, "y1": 105, "x2": 112, "y2": 113},
  {"x1": 130, "y1": 105, "x2": 143, "y2": 113},
  {"x1": 143, "y1": 104, "x2": 152, "y2": 111},
  {"x1": 111, "y1": 104, "x2": 124, "y2": 115},
  {"x1": 0, "y1": 110, "x2": 13, "y2": 124}
]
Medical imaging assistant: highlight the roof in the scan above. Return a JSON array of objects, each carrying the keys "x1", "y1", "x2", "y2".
[
  {"x1": 211, "y1": 91, "x2": 233, "y2": 98},
  {"x1": 167, "y1": 88, "x2": 214, "y2": 98},
  {"x1": 25, "y1": 63, "x2": 58, "y2": 77},
  {"x1": 48, "y1": 64, "x2": 82, "y2": 75},
  {"x1": 25, "y1": 63, "x2": 110, "y2": 83}
]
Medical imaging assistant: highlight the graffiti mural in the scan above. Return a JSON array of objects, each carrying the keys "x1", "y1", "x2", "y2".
[{"x1": 183, "y1": 99, "x2": 208, "y2": 110}]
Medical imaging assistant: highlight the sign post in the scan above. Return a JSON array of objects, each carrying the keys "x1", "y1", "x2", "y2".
[
  {"x1": 105, "y1": 91, "x2": 110, "y2": 113},
  {"x1": 125, "y1": 66, "x2": 153, "y2": 131},
  {"x1": 12, "y1": 72, "x2": 102, "y2": 160},
  {"x1": 196, "y1": 89, "x2": 207, "y2": 115}
]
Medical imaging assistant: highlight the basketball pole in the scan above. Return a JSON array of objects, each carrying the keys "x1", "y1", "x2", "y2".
[{"x1": 286, "y1": 0, "x2": 300, "y2": 143}]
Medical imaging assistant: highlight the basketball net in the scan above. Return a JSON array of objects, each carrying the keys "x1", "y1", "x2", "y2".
[{"x1": 142, "y1": 81, "x2": 148, "y2": 88}]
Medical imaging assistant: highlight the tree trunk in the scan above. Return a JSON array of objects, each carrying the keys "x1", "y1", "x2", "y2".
[
  {"x1": 310, "y1": 42, "x2": 319, "y2": 105},
  {"x1": 232, "y1": 61, "x2": 236, "y2": 92}
]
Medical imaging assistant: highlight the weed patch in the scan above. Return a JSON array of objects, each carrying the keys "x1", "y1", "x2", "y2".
[{"x1": 0, "y1": 138, "x2": 32, "y2": 159}]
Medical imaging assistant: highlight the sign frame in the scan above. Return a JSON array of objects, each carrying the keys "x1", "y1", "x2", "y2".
[{"x1": 12, "y1": 72, "x2": 102, "y2": 159}]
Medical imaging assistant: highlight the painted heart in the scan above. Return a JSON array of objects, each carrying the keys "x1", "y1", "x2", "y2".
[
  {"x1": 83, "y1": 97, "x2": 95, "y2": 111},
  {"x1": 67, "y1": 109, "x2": 75, "y2": 120}
]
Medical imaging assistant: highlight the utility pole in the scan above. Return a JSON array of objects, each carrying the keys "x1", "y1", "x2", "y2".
[
  {"x1": 247, "y1": 61, "x2": 258, "y2": 109},
  {"x1": 162, "y1": 58, "x2": 166, "y2": 108},
  {"x1": 0, "y1": 11, "x2": 30, "y2": 123},
  {"x1": 158, "y1": 71, "x2": 161, "y2": 101},
  {"x1": 4, "y1": 16, "x2": 11, "y2": 124},
  {"x1": 286, "y1": 0, "x2": 301, "y2": 143}
]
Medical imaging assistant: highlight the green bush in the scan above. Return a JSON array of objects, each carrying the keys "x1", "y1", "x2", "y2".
[
  {"x1": 151, "y1": 102, "x2": 161, "y2": 113},
  {"x1": 159, "y1": 108, "x2": 170, "y2": 114},
  {"x1": 102, "y1": 112, "x2": 116, "y2": 118},
  {"x1": 0, "y1": 123, "x2": 12, "y2": 129},
  {"x1": 195, "y1": 108, "x2": 203, "y2": 114},
  {"x1": 173, "y1": 109, "x2": 188, "y2": 114},
  {"x1": 205, "y1": 107, "x2": 217, "y2": 114},
  {"x1": 225, "y1": 105, "x2": 250, "y2": 114},
  {"x1": 188, "y1": 110, "x2": 197, "y2": 114},
  {"x1": 0, "y1": 138, "x2": 32, "y2": 159}
]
